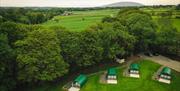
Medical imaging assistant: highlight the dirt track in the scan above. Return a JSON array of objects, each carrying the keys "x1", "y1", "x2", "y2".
[{"x1": 140, "y1": 54, "x2": 180, "y2": 72}]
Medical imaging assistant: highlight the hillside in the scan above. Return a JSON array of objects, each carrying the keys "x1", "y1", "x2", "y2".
[{"x1": 103, "y1": 2, "x2": 144, "y2": 7}]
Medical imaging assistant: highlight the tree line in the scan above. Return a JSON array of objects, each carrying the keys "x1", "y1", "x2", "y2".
[
  {"x1": 0, "y1": 8, "x2": 64, "y2": 24},
  {"x1": 0, "y1": 8, "x2": 179, "y2": 91}
]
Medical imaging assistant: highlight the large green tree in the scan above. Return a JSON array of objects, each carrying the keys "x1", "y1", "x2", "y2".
[
  {"x1": 26, "y1": 12, "x2": 46, "y2": 24},
  {"x1": 56, "y1": 30, "x2": 103, "y2": 67},
  {"x1": 117, "y1": 10, "x2": 157, "y2": 52},
  {"x1": 0, "y1": 22, "x2": 29, "y2": 91},
  {"x1": 0, "y1": 22, "x2": 33, "y2": 46},
  {"x1": 98, "y1": 22, "x2": 135, "y2": 60},
  {"x1": 0, "y1": 34, "x2": 16, "y2": 91},
  {"x1": 155, "y1": 18, "x2": 180, "y2": 56},
  {"x1": 15, "y1": 29, "x2": 68, "y2": 82},
  {"x1": 77, "y1": 31, "x2": 103, "y2": 66},
  {"x1": 56, "y1": 30, "x2": 82, "y2": 66}
]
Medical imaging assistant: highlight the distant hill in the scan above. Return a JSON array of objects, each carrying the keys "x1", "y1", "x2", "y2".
[{"x1": 102, "y1": 2, "x2": 144, "y2": 7}]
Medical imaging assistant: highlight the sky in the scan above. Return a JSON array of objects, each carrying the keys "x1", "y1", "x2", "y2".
[{"x1": 0, "y1": 0, "x2": 180, "y2": 7}]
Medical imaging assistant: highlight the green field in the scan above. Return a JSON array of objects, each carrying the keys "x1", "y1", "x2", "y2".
[
  {"x1": 173, "y1": 19, "x2": 180, "y2": 31},
  {"x1": 28, "y1": 60, "x2": 180, "y2": 91},
  {"x1": 42, "y1": 9, "x2": 119, "y2": 31},
  {"x1": 81, "y1": 60, "x2": 180, "y2": 91},
  {"x1": 43, "y1": 9, "x2": 180, "y2": 32}
]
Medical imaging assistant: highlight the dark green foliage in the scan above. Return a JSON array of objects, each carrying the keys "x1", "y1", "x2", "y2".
[
  {"x1": 0, "y1": 21, "x2": 37, "y2": 47},
  {"x1": 15, "y1": 29, "x2": 68, "y2": 82},
  {"x1": 26, "y1": 12, "x2": 46, "y2": 24},
  {"x1": 159, "y1": 11, "x2": 173, "y2": 18},
  {"x1": 0, "y1": 22, "x2": 20, "y2": 45},
  {"x1": 102, "y1": 16, "x2": 118, "y2": 23},
  {"x1": 176, "y1": 4, "x2": 180, "y2": 10},
  {"x1": 56, "y1": 30, "x2": 103, "y2": 67},
  {"x1": 117, "y1": 10, "x2": 157, "y2": 52},
  {"x1": 55, "y1": 22, "x2": 135, "y2": 67},
  {"x1": 0, "y1": 16, "x2": 3, "y2": 23},
  {"x1": 96, "y1": 22, "x2": 135, "y2": 59},
  {"x1": 56, "y1": 30, "x2": 82, "y2": 65},
  {"x1": 0, "y1": 8, "x2": 64, "y2": 24},
  {"x1": 78, "y1": 31, "x2": 103, "y2": 66},
  {"x1": 117, "y1": 8, "x2": 151, "y2": 18},
  {"x1": 0, "y1": 34, "x2": 16, "y2": 91},
  {"x1": 155, "y1": 18, "x2": 180, "y2": 56}
]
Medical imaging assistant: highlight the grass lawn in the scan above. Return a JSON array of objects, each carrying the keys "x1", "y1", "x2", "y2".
[
  {"x1": 81, "y1": 60, "x2": 180, "y2": 91},
  {"x1": 42, "y1": 9, "x2": 180, "y2": 32},
  {"x1": 26, "y1": 59, "x2": 180, "y2": 91},
  {"x1": 172, "y1": 18, "x2": 180, "y2": 31},
  {"x1": 42, "y1": 9, "x2": 119, "y2": 32}
]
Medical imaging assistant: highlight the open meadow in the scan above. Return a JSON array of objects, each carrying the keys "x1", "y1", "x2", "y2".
[
  {"x1": 42, "y1": 9, "x2": 120, "y2": 31},
  {"x1": 42, "y1": 8, "x2": 180, "y2": 32}
]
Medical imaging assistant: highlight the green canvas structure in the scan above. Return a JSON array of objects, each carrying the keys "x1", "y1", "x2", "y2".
[
  {"x1": 74, "y1": 74, "x2": 87, "y2": 87},
  {"x1": 107, "y1": 68, "x2": 117, "y2": 76},
  {"x1": 130, "y1": 63, "x2": 139, "y2": 70},
  {"x1": 161, "y1": 67, "x2": 171, "y2": 75}
]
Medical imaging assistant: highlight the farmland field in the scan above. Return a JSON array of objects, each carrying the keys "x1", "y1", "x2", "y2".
[
  {"x1": 173, "y1": 19, "x2": 180, "y2": 31},
  {"x1": 43, "y1": 9, "x2": 180, "y2": 32},
  {"x1": 42, "y1": 9, "x2": 119, "y2": 31}
]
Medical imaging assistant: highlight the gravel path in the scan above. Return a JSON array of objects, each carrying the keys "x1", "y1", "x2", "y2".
[
  {"x1": 99, "y1": 72, "x2": 107, "y2": 84},
  {"x1": 140, "y1": 54, "x2": 180, "y2": 72},
  {"x1": 123, "y1": 55, "x2": 141, "y2": 77},
  {"x1": 152, "y1": 66, "x2": 164, "y2": 80}
]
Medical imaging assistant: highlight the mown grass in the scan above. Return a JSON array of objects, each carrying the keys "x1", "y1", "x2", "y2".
[
  {"x1": 172, "y1": 19, "x2": 180, "y2": 31},
  {"x1": 81, "y1": 60, "x2": 180, "y2": 91},
  {"x1": 27, "y1": 60, "x2": 180, "y2": 91},
  {"x1": 43, "y1": 15, "x2": 103, "y2": 32},
  {"x1": 43, "y1": 9, "x2": 180, "y2": 32},
  {"x1": 42, "y1": 9, "x2": 119, "y2": 31}
]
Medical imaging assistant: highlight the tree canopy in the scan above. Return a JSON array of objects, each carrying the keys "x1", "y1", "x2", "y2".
[
  {"x1": 15, "y1": 29, "x2": 68, "y2": 82},
  {"x1": 0, "y1": 7, "x2": 179, "y2": 91}
]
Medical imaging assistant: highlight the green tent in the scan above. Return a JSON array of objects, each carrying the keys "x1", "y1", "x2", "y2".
[
  {"x1": 161, "y1": 67, "x2": 171, "y2": 75},
  {"x1": 108, "y1": 68, "x2": 117, "y2": 76},
  {"x1": 130, "y1": 63, "x2": 139, "y2": 70},
  {"x1": 74, "y1": 74, "x2": 87, "y2": 87}
]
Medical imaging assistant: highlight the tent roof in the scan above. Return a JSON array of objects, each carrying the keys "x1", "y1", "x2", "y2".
[
  {"x1": 108, "y1": 68, "x2": 117, "y2": 76},
  {"x1": 161, "y1": 67, "x2": 171, "y2": 75},
  {"x1": 74, "y1": 74, "x2": 87, "y2": 86},
  {"x1": 130, "y1": 63, "x2": 139, "y2": 70}
]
